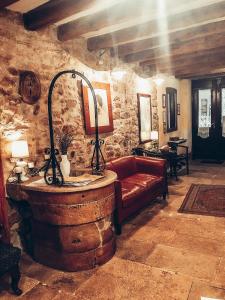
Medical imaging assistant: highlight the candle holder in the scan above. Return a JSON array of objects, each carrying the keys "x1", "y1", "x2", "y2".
[{"x1": 44, "y1": 70, "x2": 105, "y2": 186}]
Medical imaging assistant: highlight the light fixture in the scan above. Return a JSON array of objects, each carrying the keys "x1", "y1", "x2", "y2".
[
  {"x1": 153, "y1": 76, "x2": 164, "y2": 86},
  {"x1": 11, "y1": 140, "x2": 29, "y2": 182},
  {"x1": 150, "y1": 131, "x2": 159, "y2": 150},
  {"x1": 11, "y1": 140, "x2": 29, "y2": 158},
  {"x1": 150, "y1": 131, "x2": 159, "y2": 140},
  {"x1": 3, "y1": 130, "x2": 22, "y2": 141},
  {"x1": 97, "y1": 49, "x2": 107, "y2": 65}
]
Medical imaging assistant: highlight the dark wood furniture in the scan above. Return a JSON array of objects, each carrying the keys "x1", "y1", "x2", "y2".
[
  {"x1": 0, "y1": 225, "x2": 22, "y2": 296},
  {"x1": 167, "y1": 138, "x2": 187, "y2": 150},
  {"x1": 132, "y1": 142, "x2": 189, "y2": 181},
  {"x1": 106, "y1": 156, "x2": 167, "y2": 234},
  {"x1": 7, "y1": 171, "x2": 117, "y2": 272},
  {"x1": 168, "y1": 139, "x2": 189, "y2": 177},
  {"x1": 132, "y1": 147, "x2": 177, "y2": 179}
]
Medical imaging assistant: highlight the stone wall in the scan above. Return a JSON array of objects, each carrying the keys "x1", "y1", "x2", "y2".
[
  {"x1": 0, "y1": 9, "x2": 158, "y2": 180},
  {"x1": 157, "y1": 76, "x2": 192, "y2": 149}
]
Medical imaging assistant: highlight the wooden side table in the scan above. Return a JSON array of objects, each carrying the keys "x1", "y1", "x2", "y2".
[{"x1": 7, "y1": 171, "x2": 117, "y2": 271}]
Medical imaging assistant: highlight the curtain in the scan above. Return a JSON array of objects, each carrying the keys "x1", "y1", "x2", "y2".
[{"x1": 0, "y1": 140, "x2": 10, "y2": 243}]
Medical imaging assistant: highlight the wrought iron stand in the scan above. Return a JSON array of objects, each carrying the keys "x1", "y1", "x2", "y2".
[{"x1": 44, "y1": 70, "x2": 105, "y2": 186}]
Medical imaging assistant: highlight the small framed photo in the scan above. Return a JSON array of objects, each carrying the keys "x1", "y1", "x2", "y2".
[
  {"x1": 162, "y1": 94, "x2": 166, "y2": 108},
  {"x1": 177, "y1": 103, "x2": 180, "y2": 115}
]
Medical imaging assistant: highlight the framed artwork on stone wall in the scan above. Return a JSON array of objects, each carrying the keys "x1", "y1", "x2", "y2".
[
  {"x1": 82, "y1": 81, "x2": 114, "y2": 135},
  {"x1": 137, "y1": 93, "x2": 152, "y2": 143}
]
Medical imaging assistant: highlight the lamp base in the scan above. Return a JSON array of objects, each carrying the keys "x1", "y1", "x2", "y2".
[{"x1": 16, "y1": 160, "x2": 29, "y2": 181}]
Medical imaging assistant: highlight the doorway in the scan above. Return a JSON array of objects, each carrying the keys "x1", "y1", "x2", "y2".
[{"x1": 192, "y1": 77, "x2": 225, "y2": 160}]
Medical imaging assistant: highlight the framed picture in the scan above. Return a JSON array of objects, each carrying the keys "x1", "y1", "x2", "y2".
[
  {"x1": 137, "y1": 93, "x2": 152, "y2": 143},
  {"x1": 166, "y1": 87, "x2": 177, "y2": 132},
  {"x1": 162, "y1": 94, "x2": 166, "y2": 108},
  {"x1": 82, "y1": 81, "x2": 114, "y2": 135},
  {"x1": 177, "y1": 103, "x2": 180, "y2": 115}
]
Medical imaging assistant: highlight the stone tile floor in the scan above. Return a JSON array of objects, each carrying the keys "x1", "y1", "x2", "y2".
[{"x1": 1, "y1": 161, "x2": 225, "y2": 299}]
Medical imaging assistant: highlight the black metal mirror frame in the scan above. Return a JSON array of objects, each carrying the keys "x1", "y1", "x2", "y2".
[
  {"x1": 166, "y1": 87, "x2": 177, "y2": 133},
  {"x1": 44, "y1": 70, "x2": 105, "y2": 186}
]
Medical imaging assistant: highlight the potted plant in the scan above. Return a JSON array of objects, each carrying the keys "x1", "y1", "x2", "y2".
[{"x1": 56, "y1": 125, "x2": 75, "y2": 177}]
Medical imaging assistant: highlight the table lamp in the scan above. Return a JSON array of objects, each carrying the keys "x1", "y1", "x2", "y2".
[
  {"x1": 11, "y1": 140, "x2": 29, "y2": 181},
  {"x1": 150, "y1": 131, "x2": 159, "y2": 150}
]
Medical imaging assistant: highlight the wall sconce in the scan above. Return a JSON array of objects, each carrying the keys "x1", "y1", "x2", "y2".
[
  {"x1": 97, "y1": 49, "x2": 107, "y2": 65},
  {"x1": 11, "y1": 140, "x2": 29, "y2": 182},
  {"x1": 153, "y1": 76, "x2": 164, "y2": 86}
]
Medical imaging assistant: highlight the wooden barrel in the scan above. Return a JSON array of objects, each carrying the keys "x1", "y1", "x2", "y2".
[{"x1": 22, "y1": 171, "x2": 117, "y2": 271}]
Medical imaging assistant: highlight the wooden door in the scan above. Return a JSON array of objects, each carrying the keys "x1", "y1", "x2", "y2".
[{"x1": 192, "y1": 78, "x2": 225, "y2": 159}]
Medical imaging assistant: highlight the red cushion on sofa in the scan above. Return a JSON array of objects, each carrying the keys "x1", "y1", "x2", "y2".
[
  {"x1": 123, "y1": 173, "x2": 163, "y2": 190},
  {"x1": 121, "y1": 173, "x2": 163, "y2": 208},
  {"x1": 110, "y1": 156, "x2": 136, "y2": 180},
  {"x1": 121, "y1": 181, "x2": 145, "y2": 208}
]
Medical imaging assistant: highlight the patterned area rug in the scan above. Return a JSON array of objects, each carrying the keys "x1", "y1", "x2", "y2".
[{"x1": 179, "y1": 184, "x2": 225, "y2": 217}]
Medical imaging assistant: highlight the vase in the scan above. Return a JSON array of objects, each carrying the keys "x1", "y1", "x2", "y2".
[{"x1": 60, "y1": 154, "x2": 70, "y2": 177}]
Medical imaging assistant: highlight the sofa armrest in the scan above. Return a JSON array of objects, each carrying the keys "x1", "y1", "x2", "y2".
[
  {"x1": 135, "y1": 156, "x2": 167, "y2": 177},
  {"x1": 114, "y1": 180, "x2": 123, "y2": 209}
]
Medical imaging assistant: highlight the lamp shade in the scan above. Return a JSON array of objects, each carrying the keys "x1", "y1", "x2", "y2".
[
  {"x1": 151, "y1": 131, "x2": 159, "y2": 140},
  {"x1": 11, "y1": 140, "x2": 29, "y2": 158}
]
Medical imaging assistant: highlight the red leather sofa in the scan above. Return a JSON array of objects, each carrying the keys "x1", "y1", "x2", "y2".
[{"x1": 106, "y1": 156, "x2": 167, "y2": 234}]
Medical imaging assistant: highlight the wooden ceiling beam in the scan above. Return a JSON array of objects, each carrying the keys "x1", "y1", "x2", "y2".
[
  {"x1": 174, "y1": 67, "x2": 225, "y2": 79},
  {"x1": 140, "y1": 46, "x2": 225, "y2": 66},
  {"x1": 23, "y1": 0, "x2": 97, "y2": 31},
  {"x1": 146, "y1": 53, "x2": 225, "y2": 73},
  {"x1": 58, "y1": 0, "x2": 157, "y2": 41},
  {"x1": 159, "y1": 60, "x2": 225, "y2": 76},
  {"x1": 87, "y1": 1, "x2": 225, "y2": 51},
  {"x1": 116, "y1": 20, "x2": 225, "y2": 57},
  {"x1": 125, "y1": 33, "x2": 225, "y2": 63},
  {"x1": 0, "y1": 0, "x2": 19, "y2": 9},
  {"x1": 57, "y1": 0, "x2": 189, "y2": 41}
]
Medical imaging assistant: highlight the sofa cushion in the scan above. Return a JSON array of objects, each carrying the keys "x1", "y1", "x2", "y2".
[
  {"x1": 124, "y1": 173, "x2": 163, "y2": 190},
  {"x1": 121, "y1": 173, "x2": 163, "y2": 208},
  {"x1": 109, "y1": 156, "x2": 137, "y2": 180},
  {"x1": 121, "y1": 181, "x2": 145, "y2": 208}
]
